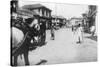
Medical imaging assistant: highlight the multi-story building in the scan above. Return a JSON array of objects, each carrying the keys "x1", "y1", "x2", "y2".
[
  {"x1": 51, "y1": 15, "x2": 66, "y2": 28},
  {"x1": 22, "y1": 4, "x2": 52, "y2": 29},
  {"x1": 82, "y1": 5, "x2": 97, "y2": 33},
  {"x1": 70, "y1": 17, "x2": 83, "y2": 26},
  {"x1": 88, "y1": 5, "x2": 97, "y2": 27}
]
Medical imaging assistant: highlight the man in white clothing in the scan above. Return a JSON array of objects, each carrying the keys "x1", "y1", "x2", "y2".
[{"x1": 77, "y1": 23, "x2": 83, "y2": 43}]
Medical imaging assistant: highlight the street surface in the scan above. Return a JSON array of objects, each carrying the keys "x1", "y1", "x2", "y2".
[{"x1": 17, "y1": 28, "x2": 97, "y2": 66}]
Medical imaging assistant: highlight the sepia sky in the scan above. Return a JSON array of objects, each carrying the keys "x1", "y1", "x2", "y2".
[{"x1": 18, "y1": 0, "x2": 88, "y2": 19}]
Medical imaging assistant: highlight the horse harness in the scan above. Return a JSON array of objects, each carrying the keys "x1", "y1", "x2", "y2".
[{"x1": 12, "y1": 18, "x2": 35, "y2": 55}]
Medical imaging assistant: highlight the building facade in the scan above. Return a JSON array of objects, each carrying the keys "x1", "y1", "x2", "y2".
[
  {"x1": 52, "y1": 15, "x2": 66, "y2": 28},
  {"x1": 22, "y1": 4, "x2": 52, "y2": 29},
  {"x1": 88, "y1": 5, "x2": 97, "y2": 27},
  {"x1": 82, "y1": 5, "x2": 97, "y2": 33}
]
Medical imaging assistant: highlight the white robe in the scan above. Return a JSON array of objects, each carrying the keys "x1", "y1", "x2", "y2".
[{"x1": 77, "y1": 26, "x2": 83, "y2": 42}]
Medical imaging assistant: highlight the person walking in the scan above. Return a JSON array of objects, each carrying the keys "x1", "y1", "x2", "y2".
[
  {"x1": 51, "y1": 24, "x2": 55, "y2": 40},
  {"x1": 76, "y1": 23, "x2": 83, "y2": 44},
  {"x1": 90, "y1": 25, "x2": 95, "y2": 36},
  {"x1": 72, "y1": 25, "x2": 74, "y2": 32}
]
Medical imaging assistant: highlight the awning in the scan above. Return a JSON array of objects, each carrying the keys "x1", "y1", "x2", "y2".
[
  {"x1": 88, "y1": 10, "x2": 97, "y2": 17},
  {"x1": 17, "y1": 8, "x2": 39, "y2": 18}
]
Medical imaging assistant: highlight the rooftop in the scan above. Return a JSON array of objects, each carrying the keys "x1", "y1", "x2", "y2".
[
  {"x1": 17, "y1": 8, "x2": 39, "y2": 17},
  {"x1": 52, "y1": 15, "x2": 66, "y2": 19},
  {"x1": 22, "y1": 4, "x2": 52, "y2": 11}
]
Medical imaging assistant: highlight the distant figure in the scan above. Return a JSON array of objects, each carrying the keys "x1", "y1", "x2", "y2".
[
  {"x1": 90, "y1": 25, "x2": 95, "y2": 36},
  {"x1": 72, "y1": 25, "x2": 74, "y2": 31},
  {"x1": 51, "y1": 24, "x2": 55, "y2": 40},
  {"x1": 76, "y1": 24, "x2": 83, "y2": 43},
  {"x1": 72, "y1": 25, "x2": 77, "y2": 34}
]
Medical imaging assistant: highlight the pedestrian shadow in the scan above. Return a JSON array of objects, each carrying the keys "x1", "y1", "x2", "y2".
[
  {"x1": 35, "y1": 59, "x2": 47, "y2": 65},
  {"x1": 85, "y1": 36, "x2": 97, "y2": 41}
]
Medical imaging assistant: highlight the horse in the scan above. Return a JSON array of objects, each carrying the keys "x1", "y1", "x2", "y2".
[
  {"x1": 11, "y1": 27, "x2": 30, "y2": 66},
  {"x1": 11, "y1": 17, "x2": 40, "y2": 66}
]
